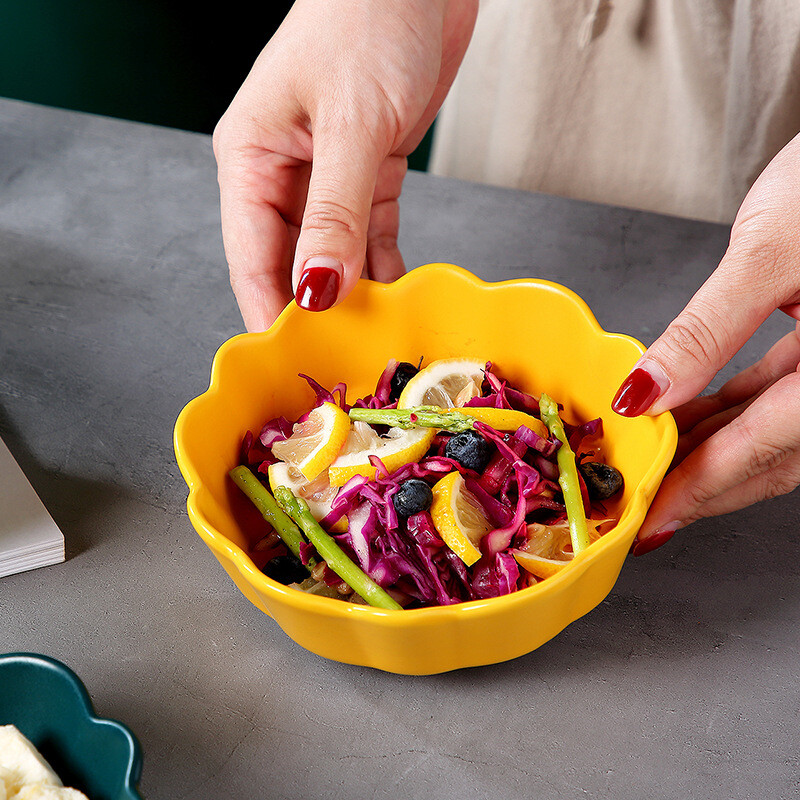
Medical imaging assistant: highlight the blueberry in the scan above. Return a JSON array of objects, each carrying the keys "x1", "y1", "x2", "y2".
[
  {"x1": 393, "y1": 479, "x2": 433, "y2": 517},
  {"x1": 444, "y1": 430, "x2": 493, "y2": 472},
  {"x1": 262, "y1": 553, "x2": 310, "y2": 585},
  {"x1": 578, "y1": 461, "x2": 624, "y2": 500},
  {"x1": 389, "y1": 362, "x2": 419, "y2": 401}
]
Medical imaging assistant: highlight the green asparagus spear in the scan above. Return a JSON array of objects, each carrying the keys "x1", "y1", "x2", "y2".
[
  {"x1": 273, "y1": 486, "x2": 403, "y2": 611},
  {"x1": 538, "y1": 393, "x2": 591, "y2": 555},
  {"x1": 349, "y1": 406, "x2": 476, "y2": 432},
  {"x1": 228, "y1": 465, "x2": 315, "y2": 568}
]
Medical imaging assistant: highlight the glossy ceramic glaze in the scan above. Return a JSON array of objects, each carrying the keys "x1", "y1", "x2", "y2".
[
  {"x1": 0, "y1": 652, "x2": 142, "y2": 800},
  {"x1": 174, "y1": 263, "x2": 677, "y2": 674}
]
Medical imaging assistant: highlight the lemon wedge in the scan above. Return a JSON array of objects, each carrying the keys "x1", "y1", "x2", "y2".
[
  {"x1": 429, "y1": 471, "x2": 492, "y2": 566},
  {"x1": 397, "y1": 358, "x2": 487, "y2": 408},
  {"x1": 267, "y1": 461, "x2": 347, "y2": 532},
  {"x1": 327, "y1": 421, "x2": 436, "y2": 487},
  {"x1": 447, "y1": 406, "x2": 548, "y2": 438},
  {"x1": 512, "y1": 519, "x2": 610, "y2": 579},
  {"x1": 271, "y1": 401, "x2": 350, "y2": 482},
  {"x1": 511, "y1": 550, "x2": 572, "y2": 580}
]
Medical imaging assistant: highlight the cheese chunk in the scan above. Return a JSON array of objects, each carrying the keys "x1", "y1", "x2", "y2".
[
  {"x1": 0, "y1": 727, "x2": 61, "y2": 795},
  {"x1": 15, "y1": 785, "x2": 88, "y2": 800},
  {"x1": 0, "y1": 726, "x2": 89, "y2": 800}
]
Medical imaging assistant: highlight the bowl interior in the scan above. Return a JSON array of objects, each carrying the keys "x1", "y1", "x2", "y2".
[
  {"x1": 180, "y1": 264, "x2": 668, "y2": 553},
  {"x1": 174, "y1": 264, "x2": 677, "y2": 669},
  {"x1": 0, "y1": 653, "x2": 142, "y2": 800}
]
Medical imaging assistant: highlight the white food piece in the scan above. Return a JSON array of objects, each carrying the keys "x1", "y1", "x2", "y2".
[
  {"x1": 0, "y1": 726, "x2": 61, "y2": 794},
  {"x1": 15, "y1": 786, "x2": 88, "y2": 800},
  {"x1": 0, "y1": 726, "x2": 88, "y2": 800}
]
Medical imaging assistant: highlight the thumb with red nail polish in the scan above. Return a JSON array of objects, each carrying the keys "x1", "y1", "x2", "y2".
[
  {"x1": 612, "y1": 364, "x2": 670, "y2": 417},
  {"x1": 620, "y1": 133, "x2": 800, "y2": 553},
  {"x1": 290, "y1": 123, "x2": 386, "y2": 313},
  {"x1": 295, "y1": 257, "x2": 342, "y2": 312},
  {"x1": 215, "y1": 0, "x2": 479, "y2": 331}
]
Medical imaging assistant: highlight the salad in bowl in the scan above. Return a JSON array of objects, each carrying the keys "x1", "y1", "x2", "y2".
[
  {"x1": 174, "y1": 263, "x2": 677, "y2": 674},
  {"x1": 232, "y1": 357, "x2": 626, "y2": 610}
]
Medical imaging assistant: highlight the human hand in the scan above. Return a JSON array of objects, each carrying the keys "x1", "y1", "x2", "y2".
[
  {"x1": 609, "y1": 132, "x2": 800, "y2": 555},
  {"x1": 213, "y1": 0, "x2": 478, "y2": 331}
]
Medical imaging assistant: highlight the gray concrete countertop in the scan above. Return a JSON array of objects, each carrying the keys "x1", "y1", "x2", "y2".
[{"x1": 1, "y1": 98, "x2": 798, "y2": 799}]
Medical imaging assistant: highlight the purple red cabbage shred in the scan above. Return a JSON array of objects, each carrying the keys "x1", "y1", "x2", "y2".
[{"x1": 239, "y1": 360, "x2": 614, "y2": 608}]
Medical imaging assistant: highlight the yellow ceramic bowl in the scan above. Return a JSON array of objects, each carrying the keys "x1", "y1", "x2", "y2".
[{"x1": 174, "y1": 263, "x2": 677, "y2": 674}]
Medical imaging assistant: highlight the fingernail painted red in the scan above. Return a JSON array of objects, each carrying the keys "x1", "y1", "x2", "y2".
[
  {"x1": 631, "y1": 526, "x2": 676, "y2": 556},
  {"x1": 295, "y1": 267, "x2": 340, "y2": 312},
  {"x1": 612, "y1": 367, "x2": 662, "y2": 417}
]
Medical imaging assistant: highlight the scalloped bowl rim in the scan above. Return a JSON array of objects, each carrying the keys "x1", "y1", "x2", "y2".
[
  {"x1": 174, "y1": 264, "x2": 678, "y2": 629},
  {"x1": 0, "y1": 652, "x2": 143, "y2": 800}
]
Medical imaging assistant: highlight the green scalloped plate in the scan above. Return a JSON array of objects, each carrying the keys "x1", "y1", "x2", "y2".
[{"x1": 0, "y1": 653, "x2": 142, "y2": 800}]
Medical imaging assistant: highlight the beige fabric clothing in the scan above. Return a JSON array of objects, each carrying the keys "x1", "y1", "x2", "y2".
[{"x1": 429, "y1": 0, "x2": 800, "y2": 223}]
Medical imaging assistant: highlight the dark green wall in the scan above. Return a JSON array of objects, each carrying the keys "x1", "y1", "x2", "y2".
[
  {"x1": 0, "y1": 1, "x2": 294, "y2": 132},
  {"x1": 0, "y1": 1, "x2": 432, "y2": 169}
]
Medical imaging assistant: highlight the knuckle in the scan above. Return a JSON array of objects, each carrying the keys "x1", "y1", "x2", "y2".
[
  {"x1": 228, "y1": 267, "x2": 257, "y2": 296},
  {"x1": 761, "y1": 470, "x2": 799, "y2": 501},
  {"x1": 726, "y1": 216, "x2": 792, "y2": 298},
  {"x1": 661, "y1": 305, "x2": 729, "y2": 369},
  {"x1": 211, "y1": 120, "x2": 225, "y2": 158},
  {"x1": 737, "y1": 419, "x2": 794, "y2": 480},
  {"x1": 303, "y1": 198, "x2": 362, "y2": 241},
  {"x1": 212, "y1": 113, "x2": 235, "y2": 161},
  {"x1": 229, "y1": 267, "x2": 287, "y2": 302},
  {"x1": 680, "y1": 474, "x2": 717, "y2": 511},
  {"x1": 367, "y1": 231, "x2": 399, "y2": 252},
  {"x1": 668, "y1": 462, "x2": 716, "y2": 513},
  {"x1": 318, "y1": 87, "x2": 377, "y2": 131},
  {"x1": 733, "y1": 407, "x2": 800, "y2": 501},
  {"x1": 211, "y1": 115, "x2": 251, "y2": 174},
  {"x1": 371, "y1": 82, "x2": 409, "y2": 137},
  {"x1": 315, "y1": 82, "x2": 400, "y2": 151},
  {"x1": 756, "y1": 439, "x2": 794, "y2": 475},
  {"x1": 730, "y1": 211, "x2": 782, "y2": 262}
]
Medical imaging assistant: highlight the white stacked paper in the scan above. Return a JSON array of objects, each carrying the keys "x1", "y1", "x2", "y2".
[{"x1": 0, "y1": 436, "x2": 64, "y2": 578}]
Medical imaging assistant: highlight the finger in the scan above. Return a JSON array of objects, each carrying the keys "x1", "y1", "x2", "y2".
[
  {"x1": 635, "y1": 450, "x2": 800, "y2": 557},
  {"x1": 366, "y1": 197, "x2": 406, "y2": 283},
  {"x1": 365, "y1": 155, "x2": 408, "y2": 283},
  {"x1": 292, "y1": 121, "x2": 385, "y2": 313},
  {"x1": 635, "y1": 370, "x2": 800, "y2": 548},
  {"x1": 219, "y1": 179, "x2": 294, "y2": 332},
  {"x1": 671, "y1": 322, "x2": 800, "y2": 433},
  {"x1": 612, "y1": 267, "x2": 771, "y2": 418},
  {"x1": 672, "y1": 400, "x2": 748, "y2": 467},
  {"x1": 685, "y1": 450, "x2": 800, "y2": 520},
  {"x1": 612, "y1": 218, "x2": 800, "y2": 419},
  {"x1": 674, "y1": 326, "x2": 800, "y2": 462}
]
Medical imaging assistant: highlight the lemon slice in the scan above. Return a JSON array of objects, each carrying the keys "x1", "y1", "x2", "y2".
[
  {"x1": 429, "y1": 471, "x2": 492, "y2": 566},
  {"x1": 271, "y1": 401, "x2": 350, "y2": 481},
  {"x1": 397, "y1": 358, "x2": 487, "y2": 408},
  {"x1": 448, "y1": 406, "x2": 548, "y2": 438},
  {"x1": 511, "y1": 550, "x2": 571, "y2": 579},
  {"x1": 267, "y1": 461, "x2": 347, "y2": 532},
  {"x1": 512, "y1": 519, "x2": 610, "y2": 579},
  {"x1": 327, "y1": 421, "x2": 436, "y2": 487}
]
